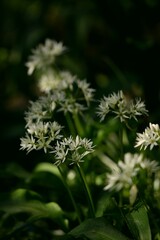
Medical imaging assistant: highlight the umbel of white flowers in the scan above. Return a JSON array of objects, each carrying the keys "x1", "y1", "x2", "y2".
[
  {"x1": 26, "y1": 39, "x2": 67, "y2": 75},
  {"x1": 135, "y1": 123, "x2": 160, "y2": 150},
  {"x1": 51, "y1": 135, "x2": 95, "y2": 166},
  {"x1": 20, "y1": 39, "x2": 96, "y2": 165},
  {"x1": 97, "y1": 90, "x2": 148, "y2": 123},
  {"x1": 103, "y1": 152, "x2": 159, "y2": 205}
]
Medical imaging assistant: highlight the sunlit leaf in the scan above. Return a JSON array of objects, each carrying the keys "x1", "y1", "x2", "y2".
[{"x1": 34, "y1": 162, "x2": 60, "y2": 177}]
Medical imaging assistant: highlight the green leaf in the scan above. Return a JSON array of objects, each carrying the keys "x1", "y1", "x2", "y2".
[
  {"x1": 34, "y1": 162, "x2": 60, "y2": 177},
  {"x1": 11, "y1": 188, "x2": 43, "y2": 201},
  {"x1": 125, "y1": 202, "x2": 152, "y2": 240},
  {"x1": 29, "y1": 162, "x2": 64, "y2": 191},
  {"x1": 68, "y1": 217, "x2": 130, "y2": 240},
  {"x1": 0, "y1": 190, "x2": 68, "y2": 232}
]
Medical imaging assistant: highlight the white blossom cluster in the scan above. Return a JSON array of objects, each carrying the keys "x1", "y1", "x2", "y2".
[
  {"x1": 26, "y1": 39, "x2": 66, "y2": 75},
  {"x1": 52, "y1": 135, "x2": 95, "y2": 166},
  {"x1": 20, "y1": 39, "x2": 95, "y2": 160},
  {"x1": 24, "y1": 95, "x2": 56, "y2": 126},
  {"x1": 20, "y1": 121, "x2": 63, "y2": 153},
  {"x1": 104, "y1": 152, "x2": 159, "y2": 204},
  {"x1": 135, "y1": 123, "x2": 160, "y2": 150},
  {"x1": 38, "y1": 70, "x2": 95, "y2": 112},
  {"x1": 25, "y1": 39, "x2": 95, "y2": 115},
  {"x1": 97, "y1": 90, "x2": 148, "y2": 122}
]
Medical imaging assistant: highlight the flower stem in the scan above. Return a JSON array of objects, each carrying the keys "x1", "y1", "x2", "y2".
[
  {"x1": 73, "y1": 113, "x2": 85, "y2": 137},
  {"x1": 76, "y1": 163, "x2": 95, "y2": 218},
  {"x1": 119, "y1": 123, "x2": 124, "y2": 161},
  {"x1": 57, "y1": 165, "x2": 82, "y2": 223},
  {"x1": 65, "y1": 113, "x2": 76, "y2": 137}
]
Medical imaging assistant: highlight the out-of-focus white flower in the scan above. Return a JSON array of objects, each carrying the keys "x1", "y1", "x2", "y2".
[
  {"x1": 104, "y1": 153, "x2": 141, "y2": 191},
  {"x1": 24, "y1": 95, "x2": 56, "y2": 126},
  {"x1": 26, "y1": 39, "x2": 66, "y2": 75},
  {"x1": 38, "y1": 69, "x2": 60, "y2": 93},
  {"x1": 77, "y1": 79, "x2": 95, "y2": 105},
  {"x1": 135, "y1": 123, "x2": 160, "y2": 150},
  {"x1": 103, "y1": 152, "x2": 159, "y2": 194}
]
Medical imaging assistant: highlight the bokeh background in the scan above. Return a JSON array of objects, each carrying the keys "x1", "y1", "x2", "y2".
[{"x1": 1, "y1": 0, "x2": 160, "y2": 188}]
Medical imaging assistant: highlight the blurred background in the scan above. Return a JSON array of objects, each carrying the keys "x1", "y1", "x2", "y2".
[{"x1": 1, "y1": 0, "x2": 160, "y2": 186}]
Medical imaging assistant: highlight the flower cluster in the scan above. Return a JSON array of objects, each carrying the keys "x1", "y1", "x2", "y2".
[
  {"x1": 21, "y1": 38, "x2": 160, "y2": 209},
  {"x1": 135, "y1": 123, "x2": 160, "y2": 150},
  {"x1": 38, "y1": 70, "x2": 95, "y2": 113},
  {"x1": 52, "y1": 135, "x2": 95, "y2": 166},
  {"x1": 26, "y1": 39, "x2": 66, "y2": 75},
  {"x1": 97, "y1": 90, "x2": 148, "y2": 122},
  {"x1": 20, "y1": 121, "x2": 63, "y2": 153},
  {"x1": 24, "y1": 95, "x2": 56, "y2": 126},
  {"x1": 103, "y1": 152, "x2": 159, "y2": 204},
  {"x1": 25, "y1": 39, "x2": 95, "y2": 116}
]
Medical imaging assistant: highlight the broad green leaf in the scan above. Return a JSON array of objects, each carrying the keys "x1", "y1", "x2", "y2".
[
  {"x1": 34, "y1": 162, "x2": 60, "y2": 177},
  {"x1": 29, "y1": 162, "x2": 64, "y2": 191},
  {"x1": 125, "y1": 202, "x2": 152, "y2": 240},
  {"x1": 69, "y1": 217, "x2": 130, "y2": 240},
  {"x1": 0, "y1": 190, "x2": 68, "y2": 232},
  {"x1": 11, "y1": 188, "x2": 42, "y2": 201}
]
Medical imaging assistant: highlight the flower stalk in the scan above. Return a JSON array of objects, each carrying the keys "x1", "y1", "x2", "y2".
[
  {"x1": 75, "y1": 163, "x2": 95, "y2": 218},
  {"x1": 57, "y1": 165, "x2": 82, "y2": 223}
]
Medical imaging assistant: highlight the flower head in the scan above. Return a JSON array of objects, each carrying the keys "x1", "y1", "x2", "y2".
[
  {"x1": 52, "y1": 135, "x2": 95, "y2": 166},
  {"x1": 97, "y1": 90, "x2": 148, "y2": 123},
  {"x1": 135, "y1": 123, "x2": 160, "y2": 150},
  {"x1": 26, "y1": 39, "x2": 66, "y2": 75},
  {"x1": 103, "y1": 152, "x2": 159, "y2": 192},
  {"x1": 24, "y1": 95, "x2": 56, "y2": 126},
  {"x1": 20, "y1": 121, "x2": 63, "y2": 153}
]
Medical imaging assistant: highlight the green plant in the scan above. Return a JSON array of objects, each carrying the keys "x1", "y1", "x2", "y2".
[{"x1": 1, "y1": 39, "x2": 160, "y2": 240}]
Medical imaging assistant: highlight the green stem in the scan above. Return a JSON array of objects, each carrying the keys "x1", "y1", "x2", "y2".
[
  {"x1": 65, "y1": 113, "x2": 76, "y2": 137},
  {"x1": 76, "y1": 163, "x2": 95, "y2": 218},
  {"x1": 57, "y1": 165, "x2": 82, "y2": 223},
  {"x1": 73, "y1": 113, "x2": 84, "y2": 137},
  {"x1": 119, "y1": 123, "x2": 124, "y2": 161}
]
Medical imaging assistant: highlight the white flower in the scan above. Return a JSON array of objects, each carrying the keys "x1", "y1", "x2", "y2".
[
  {"x1": 97, "y1": 90, "x2": 148, "y2": 123},
  {"x1": 129, "y1": 98, "x2": 148, "y2": 121},
  {"x1": 26, "y1": 39, "x2": 66, "y2": 75},
  {"x1": 20, "y1": 134, "x2": 36, "y2": 153},
  {"x1": 20, "y1": 121, "x2": 63, "y2": 153},
  {"x1": 24, "y1": 95, "x2": 56, "y2": 126},
  {"x1": 52, "y1": 135, "x2": 95, "y2": 166},
  {"x1": 104, "y1": 153, "x2": 141, "y2": 191},
  {"x1": 135, "y1": 123, "x2": 160, "y2": 150},
  {"x1": 38, "y1": 69, "x2": 60, "y2": 93},
  {"x1": 77, "y1": 79, "x2": 95, "y2": 105},
  {"x1": 103, "y1": 152, "x2": 159, "y2": 195}
]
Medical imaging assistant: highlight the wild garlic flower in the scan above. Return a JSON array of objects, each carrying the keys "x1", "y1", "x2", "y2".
[
  {"x1": 104, "y1": 152, "x2": 159, "y2": 192},
  {"x1": 135, "y1": 123, "x2": 160, "y2": 150},
  {"x1": 26, "y1": 39, "x2": 66, "y2": 75},
  {"x1": 38, "y1": 69, "x2": 61, "y2": 93},
  {"x1": 97, "y1": 90, "x2": 148, "y2": 122},
  {"x1": 20, "y1": 121, "x2": 63, "y2": 153},
  {"x1": 52, "y1": 135, "x2": 95, "y2": 166},
  {"x1": 38, "y1": 70, "x2": 76, "y2": 93},
  {"x1": 24, "y1": 95, "x2": 56, "y2": 126},
  {"x1": 58, "y1": 97, "x2": 86, "y2": 114},
  {"x1": 77, "y1": 79, "x2": 95, "y2": 106},
  {"x1": 38, "y1": 69, "x2": 95, "y2": 114}
]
